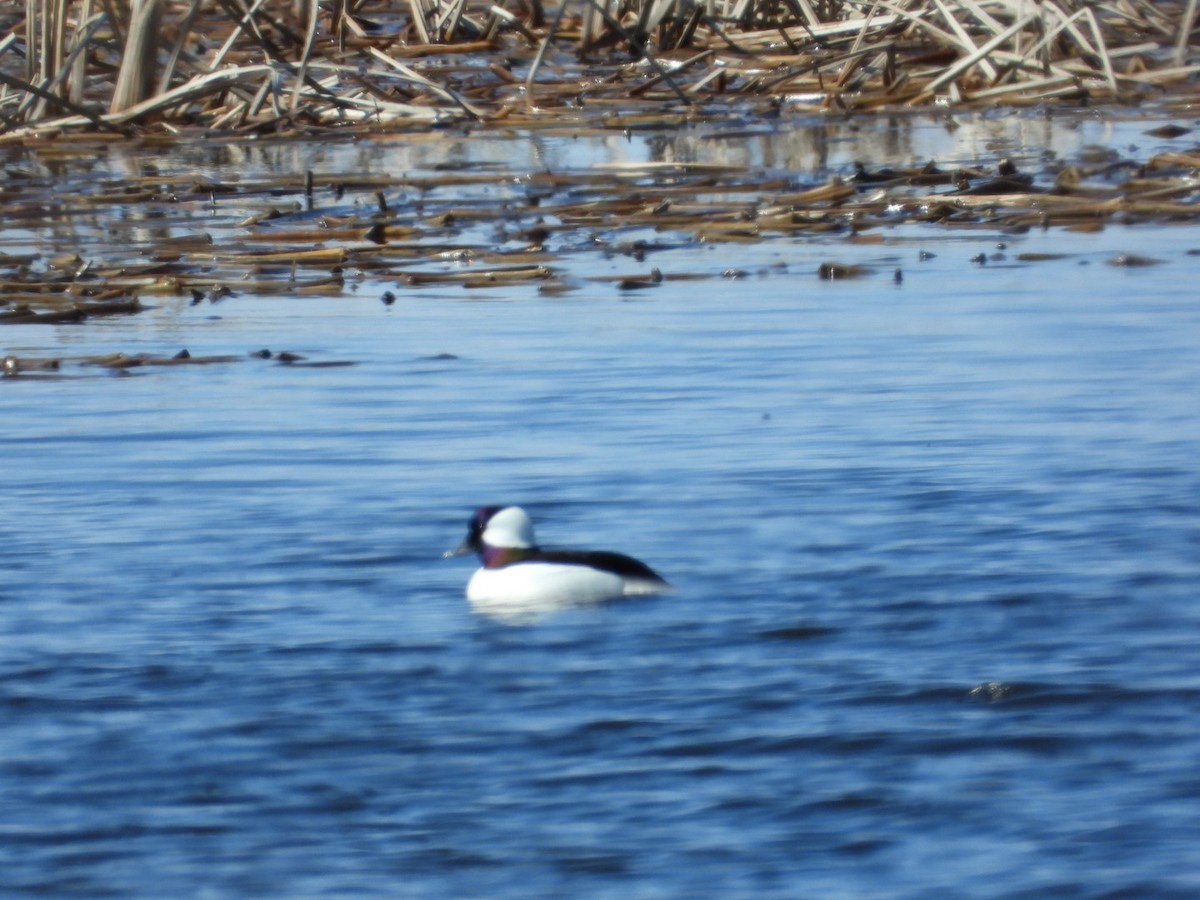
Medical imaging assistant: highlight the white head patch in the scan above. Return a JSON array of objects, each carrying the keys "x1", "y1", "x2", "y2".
[{"x1": 483, "y1": 506, "x2": 537, "y2": 549}]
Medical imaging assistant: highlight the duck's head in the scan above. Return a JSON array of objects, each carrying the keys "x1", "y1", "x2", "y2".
[{"x1": 444, "y1": 506, "x2": 537, "y2": 560}]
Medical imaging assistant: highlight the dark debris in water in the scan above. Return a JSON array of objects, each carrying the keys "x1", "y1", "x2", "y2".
[
  {"x1": 2, "y1": 149, "x2": 1199, "y2": 326},
  {"x1": 1105, "y1": 254, "x2": 1165, "y2": 267},
  {"x1": 0, "y1": 151, "x2": 1195, "y2": 321},
  {"x1": 818, "y1": 261, "x2": 871, "y2": 280},
  {"x1": 1, "y1": 349, "x2": 356, "y2": 380},
  {"x1": 1144, "y1": 124, "x2": 1192, "y2": 140},
  {"x1": 0, "y1": 294, "x2": 143, "y2": 324},
  {"x1": 85, "y1": 351, "x2": 244, "y2": 370},
  {"x1": 3, "y1": 145, "x2": 1199, "y2": 376}
]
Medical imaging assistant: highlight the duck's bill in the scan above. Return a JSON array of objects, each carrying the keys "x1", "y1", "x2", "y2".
[{"x1": 443, "y1": 541, "x2": 473, "y2": 559}]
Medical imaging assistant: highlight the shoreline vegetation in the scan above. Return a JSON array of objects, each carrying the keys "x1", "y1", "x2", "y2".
[{"x1": 2, "y1": 1, "x2": 1199, "y2": 140}]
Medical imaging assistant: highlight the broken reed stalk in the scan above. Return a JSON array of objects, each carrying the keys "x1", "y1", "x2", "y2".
[
  {"x1": 410, "y1": 0, "x2": 432, "y2": 44},
  {"x1": 291, "y1": 0, "x2": 319, "y2": 112},
  {"x1": 920, "y1": 12, "x2": 1041, "y2": 97},
  {"x1": 13, "y1": 8, "x2": 105, "y2": 121},
  {"x1": 0, "y1": 65, "x2": 116, "y2": 131},
  {"x1": 576, "y1": 0, "x2": 691, "y2": 103},
  {"x1": 366, "y1": 46, "x2": 488, "y2": 119},
  {"x1": 1179, "y1": 0, "x2": 1200, "y2": 65},
  {"x1": 525, "y1": 0, "x2": 571, "y2": 104},
  {"x1": 110, "y1": 0, "x2": 162, "y2": 113},
  {"x1": 26, "y1": 0, "x2": 69, "y2": 120},
  {"x1": 67, "y1": 0, "x2": 93, "y2": 105},
  {"x1": 159, "y1": 0, "x2": 206, "y2": 97}
]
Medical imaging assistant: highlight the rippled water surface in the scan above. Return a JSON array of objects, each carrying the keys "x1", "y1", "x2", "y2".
[{"x1": 3, "y1": 112, "x2": 1200, "y2": 897}]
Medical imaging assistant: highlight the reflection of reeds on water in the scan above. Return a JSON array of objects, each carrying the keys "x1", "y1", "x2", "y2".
[
  {"x1": 4, "y1": 144, "x2": 1200, "y2": 333},
  {"x1": 2, "y1": 1, "x2": 1198, "y2": 136}
]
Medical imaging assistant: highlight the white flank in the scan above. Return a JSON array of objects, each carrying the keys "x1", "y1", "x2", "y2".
[{"x1": 467, "y1": 562, "x2": 625, "y2": 606}]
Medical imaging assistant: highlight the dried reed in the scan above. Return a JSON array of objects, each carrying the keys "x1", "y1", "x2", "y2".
[{"x1": 1, "y1": 0, "x2": 1197, "y2": 138}]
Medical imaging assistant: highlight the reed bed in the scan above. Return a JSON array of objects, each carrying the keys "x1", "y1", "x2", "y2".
[{"x1": 2, "y1": 1, "x2": 1198, "y2": 139}]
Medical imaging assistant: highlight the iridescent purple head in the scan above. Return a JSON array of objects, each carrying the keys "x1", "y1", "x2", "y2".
[{"x1": 445, "y1": 506, "x2": 538, "y2": 567}]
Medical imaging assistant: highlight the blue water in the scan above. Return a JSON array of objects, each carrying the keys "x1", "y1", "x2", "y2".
[{"x1": 3, "y1": 114, "x2": 1200, "y2": 896}]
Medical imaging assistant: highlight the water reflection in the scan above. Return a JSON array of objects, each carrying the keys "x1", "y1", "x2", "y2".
[
  {"x1": 0, "y1": 108, "x2": 1166, "y2": 267},
  {"x1": 1, "y1": 107, "x2": 1148, "y2": 185},
  {"x1": 0, "y1": 107, "x2": 1161, "y2": 294},
  {"x1": 466, "y1": 592, "x2": 603, "y2": 625}
]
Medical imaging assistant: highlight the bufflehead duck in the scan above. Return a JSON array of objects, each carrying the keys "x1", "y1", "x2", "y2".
[{"x1": 444, "y1": 506, "x2": 671, "y2": 612}]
